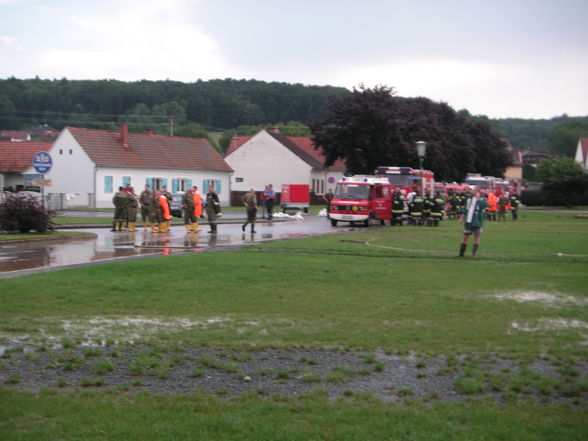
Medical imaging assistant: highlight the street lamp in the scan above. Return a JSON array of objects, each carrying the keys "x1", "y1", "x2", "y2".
[
  {"x1": 415, "y1": 141, "x2": 428, "y2": 195},
  {"x1": 416, "y1": 141, "x2": 427, "y2": 170}
]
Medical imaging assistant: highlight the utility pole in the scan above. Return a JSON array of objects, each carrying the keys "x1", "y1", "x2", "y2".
[{"x1": 169, "y1": 115, "x2": 175, "y2": 136}]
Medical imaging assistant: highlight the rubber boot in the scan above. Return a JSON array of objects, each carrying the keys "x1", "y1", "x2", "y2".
[
  {"x1": 242, "y1": 222, "x2": 247, "y2": 232},
  {"x1": 117, "y1": 221, "x2": 123, "y2": 232},
  {"x1": 251, "y1": 223, "x2": 256, "y2": 233},
  {"x1": 111, "y1": 222, "x2": 117, "y2": 232},
  {"x1": 458, "y1": 243, "x2": 466, "y2": 257},
  {"x1": 158, "y1": 222, "x2": 167, "y2": 233},
  {"x1": 151, "y1": 223, "x2": 158, "y2": 233},
  {"x1": 128, "y1": 222, "x2": 136, "y2": 232},
  {"x1": 143, "y1": 221, "x2": 148, "y2": 231},
  {"x1": 192, "y1": 222, "x2": 200, "y2": 233},
  {"x1": 472, "y1": 244, "x2": 479, "y2": 257},
  {"x1": 185, "y1": 223, "x2": 192, "y2": 233}
]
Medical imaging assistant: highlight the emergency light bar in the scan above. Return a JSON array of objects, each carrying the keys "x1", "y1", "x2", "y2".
[{"x1": 375, "y1": 166, "x2": 412, "y2": 175}]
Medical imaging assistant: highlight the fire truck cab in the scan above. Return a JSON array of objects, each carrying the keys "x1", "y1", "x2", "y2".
[
  {"x1": 375, "y1": 166, "x2": 435, "y2": 195},
  {"x1": 329, "y1": 176, "x2": 393, "y2": 227}
]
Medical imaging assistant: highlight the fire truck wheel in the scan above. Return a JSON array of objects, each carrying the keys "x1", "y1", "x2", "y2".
[
  {"x1": 363, "y1": 219, "x2": 369, "y2": 227},
  {"x1": 330, "y1": 219, "x2": 338, "y2": 226}
]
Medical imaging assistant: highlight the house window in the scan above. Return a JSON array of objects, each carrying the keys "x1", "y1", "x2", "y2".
[
  {"x1": 122, "y1": 176, "x2": 131, "y2": 188},
  {"x1": 59, "y1": 149, "x2": 63, "y2": 155},
  {"x1": 203, "y1": 179, "x2": 222, "y2": 194},
  {"x1": 69, "y1": 149, "x2": 73, "y2": 155},
  {"x1": 236, "y1": 177, "x2": 244, "y2": 183},
  {"x1": 172, "y1": 178, "x2": 190, "y2": 193},
  {"x1": 104, "y1": 176, "x2": 113, "y2": 193}
]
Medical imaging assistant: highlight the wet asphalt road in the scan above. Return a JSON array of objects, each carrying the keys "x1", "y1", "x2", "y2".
[{"x1": 0, "y1": 214, "x2": 355, "y2": 277}]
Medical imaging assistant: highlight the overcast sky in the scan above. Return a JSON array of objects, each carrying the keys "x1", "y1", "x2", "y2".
[{"x1": 1, "y1": 0, "x2": 587, "y2": 119}]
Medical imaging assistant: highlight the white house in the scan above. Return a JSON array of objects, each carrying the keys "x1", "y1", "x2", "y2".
[
  {"x1": 574, "y1": 138, "x2": 588, "y2": 170},
  {"x1": 0, "y1": 141, "x2": 54, "y2": 192},
  {"x1": 45, "y1": 125, "x2": 233, "y2": 208},
  {"x1": 224, "y1": 128, "x2": 346, "y2": 197}
]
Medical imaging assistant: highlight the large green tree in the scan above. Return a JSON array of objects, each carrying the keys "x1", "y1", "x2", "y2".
[
  {"x1": 536, "y1": 156, "x2": 588, "y2": 207},
  {"x1": 548, "y1": 120, "x2": 588, "y2": 157},
  {"x1": 310, "y1": 85, "x2": 510, "y2": 182}
]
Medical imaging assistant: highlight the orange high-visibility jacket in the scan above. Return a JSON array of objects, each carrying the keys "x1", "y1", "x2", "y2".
[
  {"x1": 487, "y1": 193, "x2": 497, "y2": 212},
  {"x1": 159, "y1": 194, "x2": 171, "y2": 220},
  {"x1": 193, "y1": 192, "x2": 203, "y2": 217}
]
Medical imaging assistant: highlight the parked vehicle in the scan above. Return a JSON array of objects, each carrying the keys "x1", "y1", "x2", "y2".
[
  {"x1": 170, "y1": 192, "x2": 183, "y2": 218},
  {"x1": 281, "y1": 184, "x2": 309, "y2": 213},
  {"x1": 329, "y1": 176, "x2": 392, "y2": 227},
  {"x1": 374, "y1": 166, "x2": 435, "y2": 195}
]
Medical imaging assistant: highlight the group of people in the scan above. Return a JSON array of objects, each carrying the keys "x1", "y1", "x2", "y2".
[
  {"x1": 112, "y1": 183, "x2": 220, "y2": 234},
  {"x1": 387, "y1": 188, "x2": 520, "y2": 227}
]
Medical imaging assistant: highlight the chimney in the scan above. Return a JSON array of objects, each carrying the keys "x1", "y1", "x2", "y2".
[
  {"x1": 120, "y1": 124, "x2": 129, "y2": 148},
  {"x1": 146, "y1": 129, "x2": 154, "y2": 136},
  {"x1": 269, "y1": 127, "x2": 280, "y2": 133}
]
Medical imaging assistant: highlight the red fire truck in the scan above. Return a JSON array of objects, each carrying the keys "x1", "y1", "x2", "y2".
[
  {"x1": 374, "y1": 166, "x2": 435, "y2": 195},
  {"x1": 329, "y1": 176, "x2": 393, "y2": 227}
]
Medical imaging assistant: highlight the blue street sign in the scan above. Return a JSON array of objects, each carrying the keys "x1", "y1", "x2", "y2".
[{"x1": 32, "y1": 151, "x2": 52, "y2": 174}]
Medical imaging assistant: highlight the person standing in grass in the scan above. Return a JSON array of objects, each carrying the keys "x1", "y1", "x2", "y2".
[
  {"x1": 458, "y1": 186, "x2": 488, "y2": 257},
  {"x1": 241, "y1": 188, "x2": 258, "y2": 233}
]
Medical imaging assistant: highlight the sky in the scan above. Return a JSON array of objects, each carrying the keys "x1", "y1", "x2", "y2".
[{"x1": 0, "y1": 0, "x2": 587, "y2": 119}]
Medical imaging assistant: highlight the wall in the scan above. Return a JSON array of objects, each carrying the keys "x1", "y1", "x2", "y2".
[
  {"x1": 44, "y1": 129, "x2": 95, "y2": 207},
  {"x1": 225, "y1": 130, "x2": 311, "y2": 193},
  {"x1": 94, "y1": 168, "x2": 232, "y2": 208}
]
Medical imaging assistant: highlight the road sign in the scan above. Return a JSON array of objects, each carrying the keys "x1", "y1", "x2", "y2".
[
  {"x1": 31, "y1": 179, "x2": 52, "y2": 187},
  {"x1": 32, "y1": 151, "x2": 52, "y2": 174}
]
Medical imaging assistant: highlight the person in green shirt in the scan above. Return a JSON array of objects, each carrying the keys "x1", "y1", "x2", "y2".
[{"x1": 458, "y1": 187, "x2": 488, "y2": 258}]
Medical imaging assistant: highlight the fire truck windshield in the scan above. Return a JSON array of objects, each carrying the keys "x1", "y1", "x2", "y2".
[
  {"x1": 334, "y1": 183, "x2": 371, "y2": 200},
  {"x1": 385, "y1": 175, "x2": 412, "y2": 187}
]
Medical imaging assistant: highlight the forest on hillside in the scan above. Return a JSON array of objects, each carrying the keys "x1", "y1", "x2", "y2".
[{"x1": 1, "y1": 77, "x2": 587, "y2": 154}]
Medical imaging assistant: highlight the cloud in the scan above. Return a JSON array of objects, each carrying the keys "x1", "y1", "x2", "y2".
[
  {"x1": 0, "y1": 36, "x2": 17, "y2": 46},
  {"x1": 34, "y1": 0, "x2": 229, "y2": 81}
]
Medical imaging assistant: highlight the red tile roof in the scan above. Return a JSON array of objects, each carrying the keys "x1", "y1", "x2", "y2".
[
  {"x1": 67, "y1": 127, "x2": 231, "y2": 172},
  {"x1": 226, "y1": 130, "x2": 346, "y2": 171},
  {"x1": 0, "y1": 131, "x2": 31, "y2": 141},
  {"x1": 579, "y1": 138, "x2": 588, "y2": 166},
  {"x1": 0, "y1": 141, "x2": 54, "y2": 172}
]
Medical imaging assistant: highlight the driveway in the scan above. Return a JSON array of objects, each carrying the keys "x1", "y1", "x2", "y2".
[{"x1": 0, "y1": 215, "x2": 353, "y2": 277}]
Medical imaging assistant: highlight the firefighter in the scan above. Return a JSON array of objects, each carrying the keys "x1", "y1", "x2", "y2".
[
  {"x1": 192, "y1": 186, "x2": 203, "y2": 232},
  {"x1": 487, "y1": 191, "x2": 498, "y2": 221},
  {"x1": 391, "y1": 189, "x2": 406, "y2": 226},
  {"x1": 158, "y1": 191, "x2": 171, "y2": 233},
  {"x1": 182, "y1": 187, "x2": 196, "y2": 232},
  {"x1": 139, "y1": 184, "x2": 153, "y2": 230},
  {"x1": 161, "y1": 185, "x2": 173, "y2": 230},
  {"x1": 126, "y1": 187, "x2": 139, "y2": 232},
  {"x1": 409, "y1": 190, "x2": 424, "y2": 225},
  {"x1": 497, "y1": 193, "x2": 509, "y2": 221},
  {"x1": 509, "y1": 192, "x2": 520, "y2": 221},
  {"x1": 457, "y1": 186, "x2": 488, "y2": 257},
  {"x1": 429, "y1": 191, "x2": 445, "y2": 227},
  {"x1": 241, "y1": 188, "x2": 258, "y2": 233},
  {"x1": 149, "y1": 190, "x2": 161, "y2": 232},
  {"x1": 205, "y1": 184, "x2": 220, "y2": 233},
  {"x1": 112, "y1": 186, "x2": 128, "y2": 232},
  {"x1": 423, "y1": 191, "x2": 433, "y2": 225}
]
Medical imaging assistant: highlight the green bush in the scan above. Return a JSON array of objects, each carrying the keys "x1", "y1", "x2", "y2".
[{"x1": 0, "y1": 193, "x2": 56, "y2": 233}]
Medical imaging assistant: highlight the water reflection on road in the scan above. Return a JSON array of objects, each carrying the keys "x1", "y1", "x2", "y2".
[{"x1": 0, "y1": 217, "x2": 351, "y2": 275}]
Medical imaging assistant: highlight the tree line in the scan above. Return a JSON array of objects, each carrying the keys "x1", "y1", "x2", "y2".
[{"x1": 1, "y1": 77, "x2": 587, "y2": 158}]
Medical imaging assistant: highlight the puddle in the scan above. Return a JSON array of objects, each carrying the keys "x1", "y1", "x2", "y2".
[
  {"x1": 509, "y1": 318, "x2": 588, "y2": 333},
  {"x1": 493, "y1": 291, "x2": 587, "y2": 306}
]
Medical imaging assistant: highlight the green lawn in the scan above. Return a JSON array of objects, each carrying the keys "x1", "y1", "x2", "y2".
[{"x1": 0, "y1": 210, "x2": 587, "y2": 440}]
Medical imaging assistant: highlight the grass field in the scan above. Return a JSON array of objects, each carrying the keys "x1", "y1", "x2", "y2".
[{"x1": 0, "y1": 210, "x2": 587, "y2": 440}]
